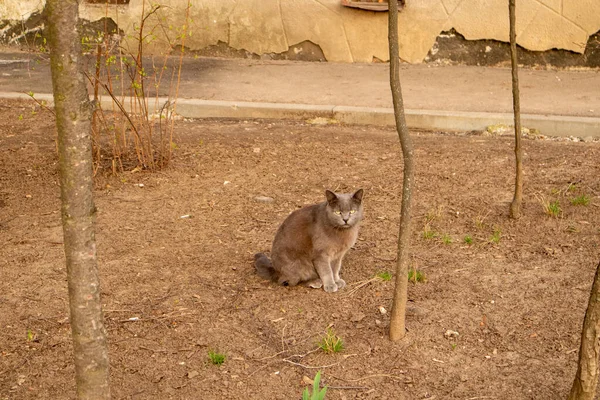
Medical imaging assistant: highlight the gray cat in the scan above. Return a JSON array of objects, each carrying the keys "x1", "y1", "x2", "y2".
[{"x1": 254, "y1": 189, "x2": 364, "y2": 293}]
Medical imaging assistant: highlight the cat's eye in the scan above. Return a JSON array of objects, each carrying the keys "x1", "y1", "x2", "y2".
[
  {"x1": 350, "y1": 210, "x2": 356, "y2": 214},
  {"x1": 334, "y1": 210, "x2": 342, "y2": 215}
]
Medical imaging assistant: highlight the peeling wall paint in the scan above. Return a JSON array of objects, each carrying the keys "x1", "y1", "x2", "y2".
[{"x1": 2, "y1": 0, "x2": 600, "y2": 64}]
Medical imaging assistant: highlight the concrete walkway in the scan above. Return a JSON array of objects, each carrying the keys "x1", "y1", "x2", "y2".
[{"x1": 1, "y1": 52, "x2": 599, "y2": 137}]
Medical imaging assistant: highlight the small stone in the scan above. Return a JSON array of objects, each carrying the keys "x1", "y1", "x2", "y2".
[
  {"x1": 187, "y1": 370, "x2": 199, "y2": 379},
  {"x1": 444, "y1": 330, "x2": 459, "y2": 339},
  {"x1": 582, "y1": 136, "x2": 595, "y2": 143},
  {"x1": 254, "y1": 196, "x2": 274, "y2": 203},
  {"x1": 375, "y1": 319, "x2": 382, "y2": 326},
  {"x1": 224, "y1": 181, "x2": 231, "y2": 185},
  {"x1": 406, "y1": 304, "x2": 428, "y2": 316},
  {"x1": 460, "y1": 374, "x2": 468, "y2": 382},
  {"x1": 378, "y1": 306, "x2": 387, "y2": 314},
  {"x1": 350, "y1": 312, "x2": 366, "y2": 322},
  {"x1": 253, "y1": 148, "x2": 261, "y2": 153},
  {"x1": 25, "y1": 194, "x2": 32, "y2": 198}
]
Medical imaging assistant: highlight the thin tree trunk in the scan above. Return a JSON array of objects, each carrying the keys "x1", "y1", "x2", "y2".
[
  {"x1": 509, "y1": 0, "x2": 523, "y2": 219},
  {"x1": 387, "y1": 0, "x2": 415, "y2": 342},
  {"x1": 568, "y1": 261, "x2": 600, "y2": 400},
  {"x1": 47, "y1": 1, "x2": 111, "y2": 398}
]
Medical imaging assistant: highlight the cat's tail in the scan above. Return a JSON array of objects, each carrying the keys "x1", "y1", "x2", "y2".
[{"x1": 254, "y1": 253, "x2": 278, "y2": 281}]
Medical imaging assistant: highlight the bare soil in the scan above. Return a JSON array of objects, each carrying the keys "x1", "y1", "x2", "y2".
[{"x1": 1, "y1": 99, "x2": 599, "y2": 400}]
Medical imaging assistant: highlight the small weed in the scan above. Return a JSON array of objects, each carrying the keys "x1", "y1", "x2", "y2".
[
  {"x1": 544, "y1": 200, "x2": 562, "y2": 217},
  {"x1": 441, "y1": 234, "x2": 452, "y2": 245},
  {"x1": 302, "y1": 371, "x2": 327, "y2": 400},
  {"x1": 490, "y1": 228, "x2": 501, "y2": 244},
  {"x1": 451, "y1": 343, "x2": 458, "y2": 351},
  {"x1": 408, "y1": 268, "x2": 426, "y2": 283},
  {"x1": 474, "y1": 212, "x2": 490, "y2": 230},
  {"x1": 424, "y1": 205, "x2": 443, "y2": 224},
  {"x1": 567, "y1": 183, "x2": 578, "y2": 192},
  {"x1": 571, "y1": 195, "x2": 590, "y2": 206},
  {"x1": 376, "y1": 271, "x2": 392, "y2": 281},
  {"x1": 26, "y1": 329, "x2": 35, "y2": 342},
  {"x1": 318, "y1": 328, "x2": 344, "y2": 354},
  {"x1": 463, "y1": 235, "x2": 473, "y2": 245},
  {"x1": 422, "y1": 225, "x2": 437, "y2": 240},
  {"x1": 536, "y1": 193, "x2": 562, "y2": 218},
  {"x1": 208, "y1": 350, "x2": 226, "y2": 365},
  {"x1": 566, "y1": 225, "x2": 579, "y2": 233}
]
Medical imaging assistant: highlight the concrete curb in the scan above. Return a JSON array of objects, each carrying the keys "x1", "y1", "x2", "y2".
[{"x1": 3, "y1": 91, "x2": 599, "y2": 138}]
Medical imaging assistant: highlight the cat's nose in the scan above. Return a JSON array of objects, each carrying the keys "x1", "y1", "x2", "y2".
[{"x1": 342, "y1": 217, "x2": 349, "y2": 223}]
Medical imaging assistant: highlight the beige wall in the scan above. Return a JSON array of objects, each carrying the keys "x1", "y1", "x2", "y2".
[{"x1": 2, "y1": 0, "x2": 600, "y2": 63}]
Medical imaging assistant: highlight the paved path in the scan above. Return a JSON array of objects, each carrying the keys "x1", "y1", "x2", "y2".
[{"x1": 1, "y1": 51, "x2": 599, "y2": 136}]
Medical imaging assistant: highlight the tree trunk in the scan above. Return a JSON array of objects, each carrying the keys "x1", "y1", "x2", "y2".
[
  {"x1": 387, "y1": 0, "x2": 415, "y2": 342},
  {"x1": 509, "y1": 0, "x2": 524, "y2": 219},
  {"x1": 47, "y1": 1, "x2": 111, "y2": 398},
  {"x1": 568, "y1": 261, "x2": 600, "y2": 400}
]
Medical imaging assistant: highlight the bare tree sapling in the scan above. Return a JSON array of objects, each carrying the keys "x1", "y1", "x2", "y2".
[
  {"x1": 509, "y1": 0, "x2": 524, "y2": 219},
  {"x1": 47, "y1": 0, "x2": 111, "y2": 398},
  {"x1": 568, "y1": 261, "x2": 600, "y2": 400},
  {"x1": 387, "y1": 0, "x2": 415, "y2": 342}
]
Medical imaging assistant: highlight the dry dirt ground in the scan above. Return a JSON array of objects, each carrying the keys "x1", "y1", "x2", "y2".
[{"x1": 1, "y1": 99, "x2": 599, "y2": 400}]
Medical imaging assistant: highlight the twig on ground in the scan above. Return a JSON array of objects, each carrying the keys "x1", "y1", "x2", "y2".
[
  {"x1": 332, "y1": 373, "x2": 406, "y2": 382},
  {"x1": 137, "y1": 346, "x2": 168, "y2": 353},
  {"x1": 148, "y1": 312, "x2": 194, "y2": 321},
  {"x1": 282, "y1": 352, "x2": 358, "y2": 369},
  {"x1": 285, "y1": 347, "x2": 320, "y2": 360},
  {"x1": 373, "y1": 255, "x2": 396, "y2": 262},
  {"x1": 281, "y1": 324, "x2": 287, "y2": 352},
  {"x1": 326, "y1": 385, "x2": 370, "y2": 390},
  {"x1": 281, "y1": 359, "x2": 343, "y2": 369},
  {"x1": 255, "y1": 350, "x2": 288, "y2": 361},
  {"x1": 344, "y1": 276, "x2": 382, "y2": 297},
  {"x1": 565, "y1": 348, "x2": 578, "y2": 354}
]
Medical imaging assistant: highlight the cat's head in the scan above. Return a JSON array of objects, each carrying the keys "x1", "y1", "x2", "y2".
[{"x1": 324, "y1": 189, "x2": 364, "y2": 229}]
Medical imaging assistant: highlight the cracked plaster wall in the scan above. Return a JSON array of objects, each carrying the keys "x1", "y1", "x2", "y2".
[{"x1": 2, "y1": 0, "x2": 599, "y2": 63}]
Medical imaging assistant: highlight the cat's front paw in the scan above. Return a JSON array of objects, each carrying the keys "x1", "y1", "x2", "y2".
[
  {"x1": 323, "y1": 282, "x2": 339, "y2": 293},
  {"x1": 335, "y1": 279, "x2": 346, "y2": 290}
]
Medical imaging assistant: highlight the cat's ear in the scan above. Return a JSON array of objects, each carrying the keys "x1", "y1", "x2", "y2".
[
  {"x1": 325, "y1": 190, "x2": 338, "y2": 204},
  {"x1": 352, "y1": 189, "x2": 364, "y2": 203}
]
